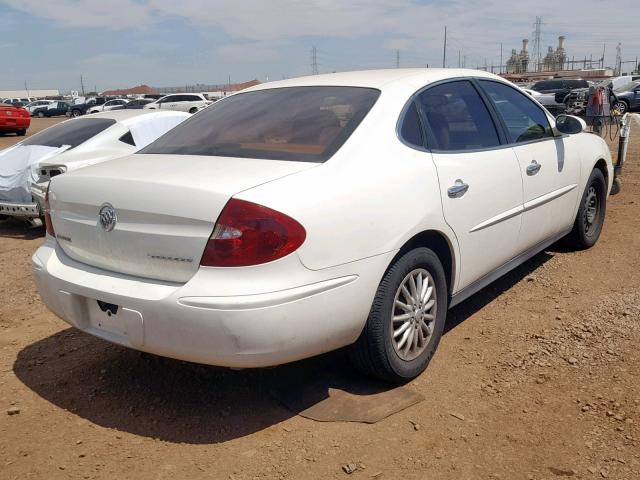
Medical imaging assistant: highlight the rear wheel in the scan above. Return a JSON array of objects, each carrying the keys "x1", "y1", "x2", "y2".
[
  {"x1": 36, "y1": 111, "x2": 45, "y2": 118},
  {"x1": 189, "y1": 107, "x2": 198, "y2": 114},
  {"x1": 17, "y1": 129, "x2": 26, "y2": 136},
  {"x1": 566, "y1": 168, "x2": 607, "y2": 249},
  {"x1": 350, "y1": 247, "x2": 448, "y2": 383},
  {"x1": 71, "y1": 109, "x2": 82, "y2": 117}
]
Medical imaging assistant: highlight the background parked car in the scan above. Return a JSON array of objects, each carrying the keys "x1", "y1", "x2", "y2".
[
  {"x1": 87, "y1": 99, "x2": 129, "y2": 114},
  {"x1": 2, "y1": 97, "x2": 33, "y2": 107},
  {"x1": 0, "y1": 110, "x2": 189, "y2": 224},
  {"x1": 67, "y1": 97, "x2": 108, "y2": 117},
  {"x1": 24, "y1": 100, "x2": 55, "y2": 114},
  {"x1": 531, "y1": 78, "x2": 590, "y2": 108},
  {"x1": 522, "y1": 88, "x2": 565, "y2": 115},
  {"x1": 0, "y1": 102, "x2": 30, "y2": 136},
  {"x1": 31, "y1": 101, "x2": 70, "y2": 118},
  {"x1": 115, "y1": 98, "x2": 154, "y2": 110},
  {"x1": 610, "y1": 80, "x2": 640, "y2": 114},
  {"x1": 143, "y1": 93, "x2": 211, "y2": 113}
]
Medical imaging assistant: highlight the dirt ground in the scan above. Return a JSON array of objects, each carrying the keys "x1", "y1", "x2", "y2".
[{"x1": 1, "y1": 118, "x2": 639, "y2": 480}]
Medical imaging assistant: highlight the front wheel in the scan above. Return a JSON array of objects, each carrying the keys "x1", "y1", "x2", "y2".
[
  {"x1": 71, "y1": 109, "x2": 82, "y2": 117},
  {"x1": 17, "y1": 128, "x2": 26, "y2": 136},
  {"x1": 350, "y1": 247, "x2": 448, "y2": 383},
  {"x1": 566, "y1": 168, "x2": 607, "y2": 249},
  {"x1": 36, "y1": 111, "x2": 45, "y2": 118},
  {"x1": 612, "y1": 100, "x2": 628, "y2": 115}
]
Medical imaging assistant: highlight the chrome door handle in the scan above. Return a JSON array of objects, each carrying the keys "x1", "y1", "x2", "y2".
[
  {"x1": 526, "y1": 160, "x2": 542, "y2": 176},
  {"x1": 447, "y1": 179, "x2": 469, "y2": 198}
]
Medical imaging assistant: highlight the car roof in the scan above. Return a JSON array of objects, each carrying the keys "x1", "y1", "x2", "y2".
[
  {"x1": 73, "y1": 109, "x2": 189, "y2": 124},
  {"x1": 244, "y1": 68, "x2": 503, "y2": 93}
]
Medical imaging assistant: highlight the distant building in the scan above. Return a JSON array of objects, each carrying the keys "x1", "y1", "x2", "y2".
[
  {"x1": 543, "y1": 36, "x2": 567, "y2": 71},
  {"x1": 506, "y1": 40, "x2": 530, "y2": 74},
  {"x1": 0, "y1": 89, "x2": 60, "y2": 99}
]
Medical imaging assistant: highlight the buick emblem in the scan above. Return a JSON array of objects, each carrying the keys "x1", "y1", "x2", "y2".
[{"x1": 98, "y1": 204, "x2": 117, "y2": 232}]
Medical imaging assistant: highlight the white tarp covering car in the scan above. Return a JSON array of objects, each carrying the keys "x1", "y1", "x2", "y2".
[{"x1": 0, "y1": 110, "x2": 189, "y2": 222}]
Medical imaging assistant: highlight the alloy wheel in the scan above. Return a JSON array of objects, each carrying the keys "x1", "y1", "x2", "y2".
[{"x1": 391, "y1": 268, "x2": 437, "y2": 361}]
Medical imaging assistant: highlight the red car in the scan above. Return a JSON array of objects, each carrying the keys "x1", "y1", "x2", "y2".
[{"x1": 0, "y1": 103, "x2": 30, "y2": 136}]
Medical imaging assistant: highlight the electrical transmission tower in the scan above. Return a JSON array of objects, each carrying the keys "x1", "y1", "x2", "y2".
[
  {"x1": 531, "y1": 16, "x2": 543, "y2": 72},
  {"x1": 311, "y1": 46, "x2": 319, "y2": 75}
]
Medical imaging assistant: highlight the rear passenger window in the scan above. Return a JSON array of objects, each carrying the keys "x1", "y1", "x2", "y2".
[
  {"x1": 417, "y1": 81, "x2": 500, "y2": 151},
  {"x1": 400, "y1": 102, "x2": 423, "y2": 147},
  {"x1": 479, "y1": 80, "x2": 553, "y2": 143}
]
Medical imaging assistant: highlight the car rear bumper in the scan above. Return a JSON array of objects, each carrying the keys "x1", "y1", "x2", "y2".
[
  {"x1": 0, "y1": 200, "x2": 40, "y2": 218},
  {"x1": 0, "y1": 118, "x2": 30, "y2": 130},
  {"x1": 32, "y1": 238, "x2": 392, "y2": 367}
]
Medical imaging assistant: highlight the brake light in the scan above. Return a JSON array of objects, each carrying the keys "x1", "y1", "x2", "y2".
[
  {"x1": 200, "y1": 199, "x2": 305, "y2": 267},
  {"x1": 44, "y1": 187, "x2": 55, "y2": 237}
]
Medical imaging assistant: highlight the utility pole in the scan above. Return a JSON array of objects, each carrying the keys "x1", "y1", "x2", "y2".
[
  {"x1": 396, "y1": 49, "x2": 400, "y2": 68},
  {"x1": 601, "y1": 44, "x2": 606, "y2": 69},
  {"x1": 615, "y1": 43, "x2": 622, "y2": 75},
  {"x1": 311, "y1": 46, "x2": 319, "y2": 75},
  {"x1": 458, "y1": 50, "x2": 461, "y2": 68},
  {"x1": 24, "y1": 81, "x2": 29, "y2": 97},
  {"x1": 500, "y1": 43, "x2": 503, "y2": 74},
  {"x1": 80, "y1": 74, "x2": 85, "y2": 96},
  {"x1": 442, "y1": 26, "x2": 447, "y2": 68}
]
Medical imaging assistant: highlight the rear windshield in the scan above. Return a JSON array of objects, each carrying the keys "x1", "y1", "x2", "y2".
[
  {"x1": 22, "y1": 118, "x2": 116, "y2": 150},
  {"x1": 140, "y1": 86, "x2": 380, "y2": 162}
]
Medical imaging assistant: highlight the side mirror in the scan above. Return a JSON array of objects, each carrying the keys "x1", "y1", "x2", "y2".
[{"x1": 555, "y1": 114, "x2": 586, "y2": 135}]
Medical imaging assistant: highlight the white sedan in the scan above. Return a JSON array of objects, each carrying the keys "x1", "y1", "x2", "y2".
[
  {"x1": 33, "y1": 69, "x2": 612, "y2": 382},
  {"x1": 0, "y1": 110, "x2": 189, "y2": 222}
]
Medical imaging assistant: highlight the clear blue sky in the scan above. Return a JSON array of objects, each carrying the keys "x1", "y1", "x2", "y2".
[{"x1": 1, "y1": 0, "x2": 637, "y2": 92}]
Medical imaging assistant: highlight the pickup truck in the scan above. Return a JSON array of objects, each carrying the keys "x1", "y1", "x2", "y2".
[{"x1": 67, "y1": 97, "x2": 108, "y2": 117}]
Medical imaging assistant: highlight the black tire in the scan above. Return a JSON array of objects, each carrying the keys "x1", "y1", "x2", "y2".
[
  {"x1": 189, "y1": 107, "x2": 198, "y2": 114},
  {"x1": 71, "y1": 109, "x2": 82, "y2": 117},
  {"x1": 36, "y1": 111, "x2": 45, "y2": 118},
  {"x1": 17, "y1": 129, "x2": 26, "y2": 136},
  {"x1": 566, "y1": 168, "x2": 607, "y2": 249},
  {"x1": 350, "y1": 247, "x2": 448, "y2": 383},
  {"x1": 613, "y1": 100, "x2": 628, "y2": 115}
]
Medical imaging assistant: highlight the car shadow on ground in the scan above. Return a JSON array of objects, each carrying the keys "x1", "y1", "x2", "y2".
[
  {"x1": 14, "y1": 246, "x2": 555, "y2": 444},
  {"x1": 0, "y1": 218, "x2": 44, "y2": 240}
]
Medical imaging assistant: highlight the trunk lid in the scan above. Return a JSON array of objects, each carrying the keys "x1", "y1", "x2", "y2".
[{"x1": 49, "y1": 153, "x2": 315, "y2": 282}]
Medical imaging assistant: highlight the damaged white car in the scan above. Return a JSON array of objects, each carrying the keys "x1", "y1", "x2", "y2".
[{"x1": 0, "y1": 110, "x2": 189, "y2": 224}]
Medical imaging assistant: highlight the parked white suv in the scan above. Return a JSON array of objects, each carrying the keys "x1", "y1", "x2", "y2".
[
  {"x1": 143, "y1": 93, "x2": 211, "y2": 113},
  {"x1": 88, "y1": 99, "x2": 130, "y2": 114}
]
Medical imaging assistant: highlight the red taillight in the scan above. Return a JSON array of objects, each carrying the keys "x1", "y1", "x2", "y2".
[
  {"x1": 44, "y1": 187, "x2": 55, "y2": 237},
  {"x1": 200, "y1": 199, "x2": 306, "y2": 267}
]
